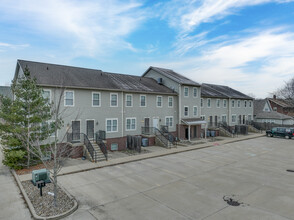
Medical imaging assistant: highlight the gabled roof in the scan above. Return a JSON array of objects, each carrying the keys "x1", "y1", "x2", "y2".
[
  {"x1": 0, "y1": 86, "x2": 12, "y2": 99},
  {"x1": 201, "y1": 83, "x2": 253, "y2": 99},
  {"x1": 268, "y1": 98, "x2": 294, "y2": 108},
  {"x1": 16, "y1": 60, "x2": 176, "y2": 95},
  {"x1": 253, "y1": 99, "x2": 272, "y2": 115},
  {"x1": 255, "y1": 111, "x2": 293, "y2": 120},
  {"x1": 142, "y1": 66, "x2": 200, "y2": 86}
]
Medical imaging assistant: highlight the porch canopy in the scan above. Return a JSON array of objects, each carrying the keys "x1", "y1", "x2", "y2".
[{"x1": 181, "y1": 118, "x2": 207, "y2": 141}]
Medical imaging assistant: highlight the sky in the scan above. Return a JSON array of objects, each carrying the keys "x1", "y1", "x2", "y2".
[{"x1": 0, "y1": 0, "x2": 294, "y2": 98}]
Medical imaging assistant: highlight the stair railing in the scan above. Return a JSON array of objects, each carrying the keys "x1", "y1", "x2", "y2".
[{"x1": 95, "y1": 131, "x2": 108, "y2": 161}]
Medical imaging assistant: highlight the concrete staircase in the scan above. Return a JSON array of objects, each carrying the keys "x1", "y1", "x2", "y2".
[
  {"x1": 155, "y1": 136, "x2": 176, "y2": 149},
  {"x1": 248, "y1": 125, "x2": 261, "y2": 133},
  {"x1": 84, "y1": 141, "x2": 107, "y2": 163},
  {"x1": 219, "y1": 127, "x2": 233, "y2": 137}
]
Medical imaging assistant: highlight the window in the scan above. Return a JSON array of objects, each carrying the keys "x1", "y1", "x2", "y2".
[
  {"x1": 248, "y1": 115, "x2": 252, "y2": 121},
  {"x1": 110, "y1": 93, "x2": 118, "y2": 107},
  {"x1": 165, "y1": 117, "x2": 173, "y2": 127},
  {"x1": 111, "y1": 143, "x2": 118, "y2": 151},
  {"x1": 106, "y1": 119, "x2": 118, "y2": 132},
  {"x1": 64, "y1": 91, "x2": 74, "y2": 106},
  {"x1": 184, "y1": 87, "x2": 189, "y2": 97},
  {"x1": 193, "y1": 87, "x2": 198, "y2": 97},
  {"x1": 237, "y1": 100, "x2": 241, "y2": 108},
  {"x1": 126, "y1": 118, "x2": 136, "y2": 131},
  {"x1": 168, "y1": 96, "x2": 173, "y2": 107},
  {"x1": 200, "y1": 115, "x2": 206, "y2": 120},
  {"x1": 92, "y1": 92, "x2": 100, "y2": 107},
  {"x1": 157, "y1": 96, "x2": 162, "y2": 107},
  {"x1": 232, "y1": 115, "x2": 236, "y2": 123},
  {"x1": 249, "y1": 101, "x2": 252, "y2": 107},
  {"x1": 126, "y1": 94, "x2": 132, "y2": 107},
  {"x1": 41, "y1": 120, "x2": 56, "y2": 137},
  {"x1": 222, "y1": 115, "x2": 227, "y2": 123},
  {"x1": 42, "y1": 89, "x2": 51, "y2": 103},
  {"x1": 184, "y1": 106, "x2": 189, "y2": 117},
  {"x1": 201, "y1": 98, "x2": 203, "y2": 108},
  {"x1": 193, "y1": 106, "x2": 198, "y2": 116},
  {"x1": 207, "y1": 98, "x2": 211, "y2": 108},
  {"x1": 140, "y1": 95, "x2": 146, "y2": 107},
  {"x1": 223, "y1": 99, "x2": 227, "y2": 108},
  {"x1": 244, "y1": 101, "x2": 247, "y2": 107},
  {"x1": 216, "y1": 99, "x2": 220, "y2": 108},
  {"x1": 232, "y1": 100, "x2": 235, "y2": 108}
]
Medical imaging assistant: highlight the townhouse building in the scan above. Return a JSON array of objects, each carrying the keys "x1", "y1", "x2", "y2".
[
  {"x1": 13, "y1": 60, "x2": 254, "y2": 150},
  {"x1": 201, "y1": 83, "x2": 254, "y2": 127}
]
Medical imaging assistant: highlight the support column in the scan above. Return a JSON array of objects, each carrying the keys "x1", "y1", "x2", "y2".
[{"x1": 205, "y1": 123, "x2": 207, "y2": 139}]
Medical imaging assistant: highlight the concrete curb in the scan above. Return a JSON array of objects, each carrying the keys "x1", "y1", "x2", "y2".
[
  {"x1": 12, "y1": 170, "x2": 78, "y2": 220},
  {"x1": 57, "y1": 133, "x2": 265, "y2": 176}
]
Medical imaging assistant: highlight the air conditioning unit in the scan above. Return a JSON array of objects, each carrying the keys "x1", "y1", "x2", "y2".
[{"x1": 32, "y1": 169, "x2": 51, "y2": 185}]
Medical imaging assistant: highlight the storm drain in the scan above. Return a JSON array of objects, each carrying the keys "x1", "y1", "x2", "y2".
[{"x1": 223, "y1": 195, "x2": 244, "y2": 207}]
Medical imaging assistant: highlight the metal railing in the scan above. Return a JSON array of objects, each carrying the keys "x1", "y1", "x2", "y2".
[
  {"x1": 141, "y1": 127, "x2": 177, "y2": 148},
  {"x1": 67, "y1": 133, "x2": 97, "y2": 162},
  {"x1": 95, "y1": 131, "x2": 108, "y2": 161}
]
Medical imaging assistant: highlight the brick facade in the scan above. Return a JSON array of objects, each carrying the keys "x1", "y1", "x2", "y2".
[{"x1": 177, "y1": 124, "x2": 202, "y2": 140}]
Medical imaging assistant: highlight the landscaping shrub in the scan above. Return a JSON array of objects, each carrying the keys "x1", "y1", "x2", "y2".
[{"x1": 2, "y1": 148, "x2": 26, "y2": 170}]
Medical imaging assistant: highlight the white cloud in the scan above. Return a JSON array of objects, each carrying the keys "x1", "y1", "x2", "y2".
[
  {"x1": 160, "y1": 0, "x2": 294, "y2": 32},
  {"x1": 0, "y1": 0, "x2": 145, "y2": 56},
  {"x1": 144, "y1": 28, "x2": 294, "y2": 98},
  {"x1": 0, "y1": 42, "x2": 29, "y2": 50}
]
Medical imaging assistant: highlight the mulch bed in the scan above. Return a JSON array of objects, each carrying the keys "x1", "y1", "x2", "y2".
[
  {"x1": 22, "y1": 180, "x2": 74, "y2": 217},
  {"x1": 16, "y1": 162, "x2": 54, "y2": 175}
]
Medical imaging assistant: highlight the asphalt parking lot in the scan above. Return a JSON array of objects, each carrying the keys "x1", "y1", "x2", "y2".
[{"x1": 59, "y1": 136, "x2": 294, "y2": 220}]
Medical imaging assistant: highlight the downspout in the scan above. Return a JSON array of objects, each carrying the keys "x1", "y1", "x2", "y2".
[
  {"x1": 178, "y1": 84, "x2": 181, "y2": 139},
  {"x1": 122, "y1": 91, "x2": 124, "y2": 138},
  {"x1": 228, "y1": 98, "x2": 231, "y2": 126}
]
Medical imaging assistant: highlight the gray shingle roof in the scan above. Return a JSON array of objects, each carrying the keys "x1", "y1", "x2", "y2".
[
  {"x1": 255, "y1": 111, "x2": 293, "y2": 120},
  {"x1": 0, "y1": 86, "x2": 12, "y2": 99},
  {"x1": 17, "y1": 60, "x2": 176, "y2": 94},
  {"x1": 254, "y1": 99, "x2": 268, "y2": 115},
  {"x1": 201, "y1": 83, "x2": 253, "y2": 99},
  {"x1": 143, "y1": 67, "x2": 200, "y2": 86}
]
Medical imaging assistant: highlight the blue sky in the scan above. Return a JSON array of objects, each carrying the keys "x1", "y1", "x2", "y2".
[{"x1": 1, "y1": 0, "x2": 294, "y2": 98}]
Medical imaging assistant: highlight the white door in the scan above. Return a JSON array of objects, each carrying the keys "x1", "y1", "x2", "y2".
[{"x1": 153, "y1": 118, "x2": 159, "y2": 129}]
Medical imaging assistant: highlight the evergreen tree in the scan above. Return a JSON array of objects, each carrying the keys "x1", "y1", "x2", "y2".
[{"x1": 0, "y1": 67, "x2": 53, "y2": 168}]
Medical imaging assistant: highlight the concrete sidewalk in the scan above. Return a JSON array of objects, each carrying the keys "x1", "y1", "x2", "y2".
[{"x1": 19, "y1": 133, "x2": 265, "y2": 182}]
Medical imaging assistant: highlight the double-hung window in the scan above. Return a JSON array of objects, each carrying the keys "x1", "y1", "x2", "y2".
[
  {"x1": 223, "y1": 99, "x2": 227, "y2": 108},
  {"x1": 64, "y1": 91, "x2": 74, "y2": 106},
  {"x1": 42, "y1": 89, "x2": 51, "y2": 103},
  {"x1": 216, "y1": 99, "x2": 220, "y2": 108},
  {"x1": 193, "y1": 87, "x2": 198, "y2": 98},
  {"x1": 184, "y1": 106, "x2": 189, "y2": 117},
  {"x1": 165, "y1": 117, "x2": 173, "y2": 127},
  {"x1": 92, "y1": 92, "x2": 100, "y2": 107},
  {"x1": 126, "y1": 118, "x2": 136, "y2": 131},
  {"x1": 106, "y1": 119, "x2": 118, "y2": 132},
  {"x1": 184, "y1": 87, "x2": 189, "y2": 97},
  {"x1": 193, "y1": 106, "x2": 198, "y2": 117},
  {"x1": 237, "y1": 100, "x2": 241, "y2": 108},
  {"x1": 110, "y1": 93, "x2": 118, "y2": 107},
  {"x1": 201, "y1": 98, "x2": 203, "y2": 108},
  {"x1": 168, "y1": 96, "x2": 173, "y2": 107},
  {"x1": 157, "y1": 96, "x2": 162, "y2": 107},
  {"x1": 126, "y1": 94, "x2": 132, "y2": 107},
  {"x1": 232, "y1": 115, "x2": 236, "y2": 123},
  {"x1": 232, "y1": 100, "x2": 235, "y2": 108},
  {"x1": 140, "y1": 95, "x2": 146, "y2": 107},
  {"x1": 207, "y1": 98, "x2": 211, "y2": 108}
]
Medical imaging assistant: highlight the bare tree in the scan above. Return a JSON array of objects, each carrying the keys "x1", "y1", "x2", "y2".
[{"x1": 277, "y1": 76, "x2": 294, "y2": 105}]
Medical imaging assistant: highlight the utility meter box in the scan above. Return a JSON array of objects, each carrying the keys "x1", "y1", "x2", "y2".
[{"x1": 32, "y1": 169, "x2": 51, "y2": 185}]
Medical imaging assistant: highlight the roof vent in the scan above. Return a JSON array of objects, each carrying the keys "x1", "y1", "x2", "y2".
[
  {"x1": 157, "y1": 78, "x2": 163, "y2": 85},
  {"x1": 46, "y1": 66, "x2": 49, "y2": 70}
]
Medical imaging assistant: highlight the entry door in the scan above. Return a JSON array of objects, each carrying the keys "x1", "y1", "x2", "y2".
[
  {"x1": 193, "y1": 126, "x2": 197, "y2": 138},
  {"x1": 153, "y1": 118, "x2": 159, "y2": 129},
  {"x1": 72, "y1": 121, "x2": 80, "y2": 141},
  {"x1": 86, "y1": 120, "x2": 94, "y2": 140},
  {"x1": 144, "y1": 118, "x2": 150, "y2": 134},
  {"x1": 215, "y1": 116, "x2": 218, "y2": 126},
  {"x1": 243, "y1": 115, "x2": 246, "y2": 124}
]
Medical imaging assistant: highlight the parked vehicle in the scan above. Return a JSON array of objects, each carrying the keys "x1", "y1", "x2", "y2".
[{"x1": 266, "y1": 127, "x2": 294, "y2": 139}]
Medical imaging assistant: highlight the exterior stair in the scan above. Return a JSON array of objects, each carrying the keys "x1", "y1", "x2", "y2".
[
  {"x1": 155, "y1": 135, "x2": 175, "y2": 149},
  {"x1": 219, "y1": 127, "x2": 233, "y2": 137},
  {"x1": 91, "y1": 141, "x2": 108, "y2": 162},
  {"x1": 248, "y1": 125, "x2": 261, "y2": 133}
]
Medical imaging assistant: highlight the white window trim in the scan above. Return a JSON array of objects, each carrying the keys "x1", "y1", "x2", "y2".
[
  {"x1": 126, "y1": 117, "x2": 136, "y2": 131},
  {"x1": 105, "y1": 118, "x2": 118, "y2": 133},
  {"x1": 237, "y1": 100, "x2": 241, "y2": 108},
  {"x1": 168, "y1": 96, "x2": 173, "y2": 108},
  {"x1": 184, "y1": 106, "x2": 189, "y2": 117},
  {"x1": 232, "y1": 99, "x2": 235, "y2": 108},
  {"x1": 216, "y1": 99, "x2": 220, "y2": 108},
  {"x1": 140, "y1": 95, "x2": 147, "y2": 107},
  {"x1": 43, "y1": 89, "x2": 51, "y2": 103},
  {"x1": 92, "y1": 92, "x2": 101, "y2": 107},
  {"x1": 207, "y1": 98, "x2": 211, "y2": 108},
  {"x1": 125, "y1": 94, "x2": 133, "y2": 107},
  {"x1": 248, "y1": 114, "x2": 252, "y2": 120},
  {"x1": 201, "y1": 98, "x2": 204, "y2": 108},
  {"x1": 244, "y1": 100, "x2": 247, "y2": 108},
  {"x1": 64, "y1": 90, "x2": 74, "y2": 107},
  {"x1": 249, "y1": 100, "x2": 252, "y2": 108},
  {"x1": 184, "y1": 86, "x2": 189, "y2": 97},
  {"x1": 156, "y1": 96, "x2": 163, "y2": 108},
  {"x1": 222, "y1": 114, "x2": 227, "y2": 123},
  {"x1": 165, "y1": 116, "x2": 173, "y2": 127},
  {"x1": 47, "y1": 120, "x2": 57, "y2": 137},
  {"x1": 193, "y1": 87, "x2": 198, "y2": 98},
  {"x1": 200, "y1": 115, "x2": 206, "y2": 120},
  {"x1": 193, "y1": 106, "x2": 198, "y2": 117},
  {"x1": 223, "y1": 99, "x2": 227, "y2": 108},
  {"x1": 110, "y1": 93, "x2": 118, "y2": 107},
  {"x1": 232, "y1": 114, "x2": 237, "y2": 123}
]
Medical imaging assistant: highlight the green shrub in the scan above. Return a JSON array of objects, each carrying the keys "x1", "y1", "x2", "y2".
[{"x1": 2, "y1": 148, "x2": 26, "y2": 170}]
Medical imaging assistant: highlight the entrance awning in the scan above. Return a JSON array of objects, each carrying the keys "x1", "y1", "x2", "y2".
[{"x1": 181, "y1": 118, "x2": 207, "y2": 125}]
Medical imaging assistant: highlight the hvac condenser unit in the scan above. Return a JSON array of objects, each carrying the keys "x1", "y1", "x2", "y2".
[{"x1": 32, "y1": 169, "x2": 51, "y2": 185}]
